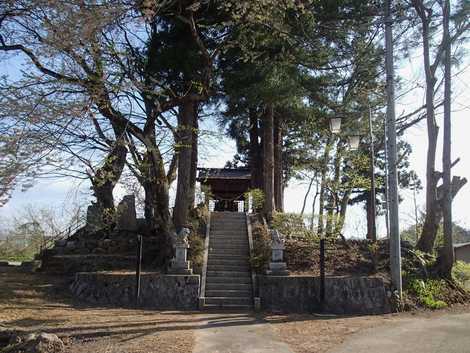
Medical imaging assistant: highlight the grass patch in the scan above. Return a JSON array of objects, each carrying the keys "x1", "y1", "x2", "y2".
[
  {"x1": 405, "y1": 277, "x2": 448, "y2": 309},
  {"x1": 452, "y1": 261, "x2": 470, "y2": 290},
  {"x1": 250, "y1": 219, "x2": 271, "y2": 273}
]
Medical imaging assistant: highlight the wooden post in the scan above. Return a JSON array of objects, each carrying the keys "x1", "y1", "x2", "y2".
[
  {"x1": 320, "y1": 238, "x2": 325, "y2": 309},
  {"x1": 135, "y1": 235, "x2": 143, "y2": 304},
  {"x1": 385, "y1": 0, "x2": 402, "y2": 297}
]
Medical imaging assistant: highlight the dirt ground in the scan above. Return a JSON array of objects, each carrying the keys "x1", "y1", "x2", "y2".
[
  {"x1": 264, "y1": 304, "x2": 470, "y2": 353},
  {"x1": 1, "y1": 268, "x2": 469, "y2": 353},
  {"x1": 0, "y1": 268, "x2": 195, "y2": 353}
]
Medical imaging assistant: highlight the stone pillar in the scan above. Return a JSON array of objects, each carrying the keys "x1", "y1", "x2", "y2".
[
  {"x1": 86, "y1": 203, "x2": 103, "y2": 231},
  {"x1": 266, "y1": 230, "x2": 289, "y2": 275},
  {"x1": 168, "y1": 228, "x2": 193, "y2": 274},
  {"x1": 116, "y1": 195, "x2": 138, "y2": 232}
]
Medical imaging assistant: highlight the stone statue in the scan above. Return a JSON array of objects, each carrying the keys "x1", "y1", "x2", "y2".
[
  {"x1": 174, "y1": 227, "x2": 190, "y2": 247},
  {"x1": 168, "y1": 227, "x2": 192, "y2": 275},
  {"x1": 267, "y1": 229, "x2": 288, "y2": 275}
]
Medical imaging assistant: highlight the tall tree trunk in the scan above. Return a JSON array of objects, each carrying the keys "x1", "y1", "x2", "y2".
[
  {"x1": 414, "y1": 1, "x2": 440, "y2": 253},
  {"x1": 140, "y1": 146, "x2": 173, "y2": 266},
  {"x1": 439, "y1": 0, "x2": 454, "y2": 277},
  {"x1": 249, "y1": 109, "x2": 263, "y2": 189},
  {"x1": 366, "y1": 192, "x2": 375, "y2": 240},
  {"x1": 317, "y1": 137, "x2": 333, "y2": 237},
  {"x1": 301, "y1": 177, "x2": 315, "y2": 216},
  {"x1": 188, "y1": 102, "x2": 199, "y2": 211},
  {"x1": 274, "y1": 115, "x2": 284, "y2": 211},
  {"x1": 334, "y1": 190, "x2": 351, "y2": 237},
  {"x1": 91, "y1": 125, "x2": 127, "y2": 225},
  {"x1": 263, "y1": 104, "x2": 275, "y2": 221},
  {"x1": 310, "y1": 182, "x2": 320, "y2": 231},
  {"x1": 174, "y1": 100, "x2": 195, "y2": 232}
]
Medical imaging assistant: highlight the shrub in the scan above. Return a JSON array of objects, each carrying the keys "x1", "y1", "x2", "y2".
[
  {"x1": 250, "y1": 221, "x2": 271, "y2": 273},
  {"x1": 244, "y1": 189, "x2": 265, "y2": 212},
  {"x1": 452, "y1": 261, "x2": 470, "y2": 289},
  {"x1": 188, "y1": 232, "x2": 204, "y2": 275},
  {"x1": 271, "y1": 212, "x2": 316, "y2": 239},
  {"x1": 406, "y1": 277, "x2": 448, "y2": 309}
]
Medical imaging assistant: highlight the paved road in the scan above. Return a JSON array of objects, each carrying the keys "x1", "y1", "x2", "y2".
[
  {"x1": 193, "y1": 313, "x2": 293, "y2": 353},
  {"x1": 329, "y1": 312, "x2": 470, "y2": 353}
]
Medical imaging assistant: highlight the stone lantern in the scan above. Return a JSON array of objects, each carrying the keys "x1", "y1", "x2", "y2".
[
  {"x1": 266, "y1": 230, "x2": 289, "y2": 275},
  {"x1": 168, "y1": 228, "x2": 193, "y2": 275}
]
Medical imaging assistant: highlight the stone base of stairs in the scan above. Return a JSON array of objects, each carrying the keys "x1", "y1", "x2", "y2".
[
  {"x1": 41, "y1": 254, "x2": 136, "y2": 275},
  {"x1": 202, "y1": 212, "x2": 254, "y2": 310}
]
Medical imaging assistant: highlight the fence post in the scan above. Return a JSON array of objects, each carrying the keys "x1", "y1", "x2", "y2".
[
  {"x1": 135, "y1": 235, "x2": 143, "y2": 305},
  {"x1": 320, "y1": 238, "x2": 325, "y2": 310}
]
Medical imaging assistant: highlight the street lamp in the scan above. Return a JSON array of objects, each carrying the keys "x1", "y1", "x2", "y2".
[
  {"x1": 329, "y1": 117, "x2": 342, "y2": 134},
  {"x1": 347, "y1": 135, "x2": 361, "y2": 151},
  {"x1": 328, "y1": 112, "x2": 377, "y2": 242}
]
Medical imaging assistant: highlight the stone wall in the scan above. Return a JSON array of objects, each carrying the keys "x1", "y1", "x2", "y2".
[
  {"x1": 258, "y1": 275, "x2": 391, "y2": 315},
  {"x1": 71, "y1": 272, "x2": 200, "y2": 310}
]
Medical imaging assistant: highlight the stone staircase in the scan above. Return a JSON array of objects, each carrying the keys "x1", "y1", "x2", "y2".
[{"x1": 203, "y1": 212, "x2": 254, "y2": 310}]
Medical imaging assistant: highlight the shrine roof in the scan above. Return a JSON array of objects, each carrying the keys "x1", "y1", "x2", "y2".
[{"x1": 197, "y1": 168, "x2": 251, "y2": 181}]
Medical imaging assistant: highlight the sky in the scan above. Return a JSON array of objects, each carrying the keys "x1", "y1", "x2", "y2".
[{"x1": 1, "y1": 30, "x2": 469, "y2": 238}]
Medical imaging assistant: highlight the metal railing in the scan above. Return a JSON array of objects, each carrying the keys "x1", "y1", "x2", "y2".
[{"x1": 40, "y1": 220, "x2": 86, "y2": 253}]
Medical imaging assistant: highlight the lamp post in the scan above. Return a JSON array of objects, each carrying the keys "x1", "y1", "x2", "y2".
[
  {"x1": 329, "y1": 114, "x2": 377, "y2": 242},
  {"x1": 329, "y1": 117, "x2": 342, "y2": 134},
  {"x1": 368, "y1": 106, "x2": 377, "y2": 242},
  {"x1": 347, "y1": 135, "x2": 361, "y2": 151}
]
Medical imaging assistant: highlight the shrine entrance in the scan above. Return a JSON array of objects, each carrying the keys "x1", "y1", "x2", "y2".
[{"x1": 197, "y1": 168, "x2": 252, "y2": 212}]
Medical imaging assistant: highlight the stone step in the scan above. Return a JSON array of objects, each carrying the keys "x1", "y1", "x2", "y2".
[
  {"x1": 205, "y1": 289, "x2": 252, "y2": 297},
  {"x1": 210, "y1": 236, "x2": 247, "y2": 241},
  {"x1": 41, "y1": 254, "x2": 135, "y2": 274},
  {"x1": 209, "y1": 246, "x2": 250, "y2": 253},
  {"x1": 207, "y1": 270, "x2": 251, "y2": 278},
  {"x1": 210, "y1": 231, "x2": 247, "y2": 235},
  {"x1": 203, "y1": 304, "x2": 253, "y2": 311},
  {"x1": 205, "y1": 296, "x2": 253, "y2": 306},
  {"x1": 210, "y1": 230, "x2": 246, "y2": 235},
  {"x1": 211, "y1": 224, "x2": 246, "y2": 228},
  {"x1": 209, "y1": 240, "x2": 248, "y2": 247},
  {"x1": 205, "y1": 282, "x2": 252, "y2": 291},
  {"x1": 207, "y1": 264, "x2": 250, "y2": 272},
  {"x1": 211, "y1": 230, "x2": 246, "y2": 235},
  {"x1": 209, "y1": 243, "x2": 249, "y2": 250},
  {"x1": 210, "y1": 238, "x2": 247, "y2": 243},
  {"x1": 209, "y1": 253, "x2": 248, "y2": 259},
  {"x1": 209, "y1": 251, "x2": 250, "y2": 261},
  {"x1": 209, "y1": 251, "x2": 249, "y2": 257},
  {"x1": 206, "y1": 276, "x2": 252, "y2": 285},
  {"x1": 211, "y1": 219, "x2": 246, "y2": 224},
  {"x1": 211, "y1": 220, "x2": 246, "y2": 225},
  {"x1": 208, "y1": 258, "x2": 249, "y2": 266}
]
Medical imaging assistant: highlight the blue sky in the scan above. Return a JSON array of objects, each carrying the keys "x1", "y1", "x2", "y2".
[{"x1": 1, "y1": 33, "x2": 469, "y2": 237}]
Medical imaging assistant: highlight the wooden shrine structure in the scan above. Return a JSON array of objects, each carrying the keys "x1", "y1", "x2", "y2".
[{"x1": 197, "y1": 168, "x2": 251, "y2": 211}]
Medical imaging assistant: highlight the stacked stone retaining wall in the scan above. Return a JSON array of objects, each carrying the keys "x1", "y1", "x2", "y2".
[
  {"x1": 71, "y1": 272, "x2": 200, "y2": 310},
  {"x1": 258, "y1": 275, "x2": 391, "y2": 314}
]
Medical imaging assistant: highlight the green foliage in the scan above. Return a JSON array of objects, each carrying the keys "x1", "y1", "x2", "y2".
[
  {"x1": 188, "y1": 231, "x2": 204, "y2": 275},
  {"x1": 187, "y1": 204, "x2": 210, "y2": 275},
  {"x1": 452, "y1": 261, "x2": 470, "y2": 289},
  {"x1": 405, "y1": 277, "x2": 448, "y2": 309},
  {"x1": 244, "y1": 188, "x2": 265, "y2": 212},
  {"x1": 368, "y1": 241, "x2": 380, "y2": 272},
  {"x1": 201, "y1": 185, "x2": 214, "y2": 207},
  {"x1": 250, "y1": 221, "x2": 271, "y2": 273},
  {"x1": 0, "y1": 240, "x2": 41, "y2": 262},
  {"x1": 271, "y1": 212, "x2": 315, "y2": 239}
]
